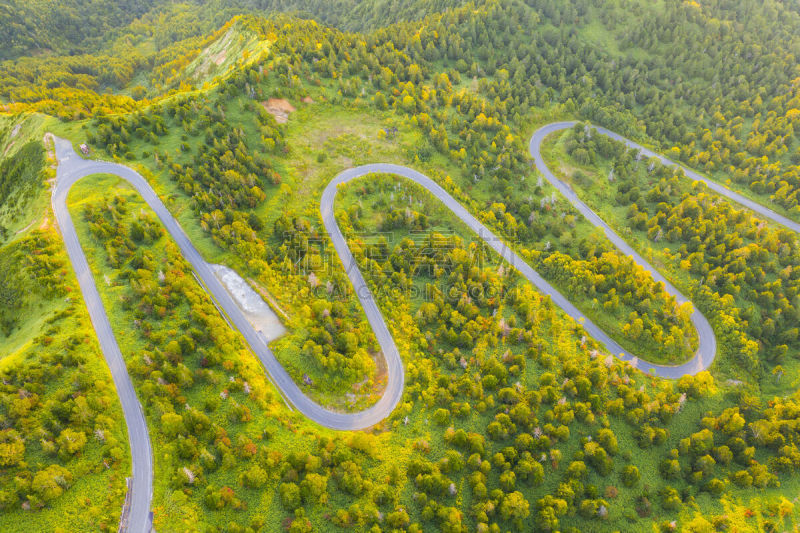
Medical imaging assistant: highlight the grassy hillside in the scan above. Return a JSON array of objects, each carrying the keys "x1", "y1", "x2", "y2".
[
  {"x1": 0, "y1": 228, "x2": 129, "y2": 532},
  {"x1": 62, "y1": 173, "x2": 765, "y2": 532},
  {"x1": 2, "y1": 0, "x2": 800, "y2": 530},
  {"x1": 0, "y1": 113, "x2": 130, "y2": 532},
  {"x1": 0, "y1": 115, "x2": 49, "y2": 242}
]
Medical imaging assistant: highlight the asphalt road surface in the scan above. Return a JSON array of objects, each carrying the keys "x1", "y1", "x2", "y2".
[
  {"x1": 529, "y1": 123, "x2": 717, "y2": 377},
  {"x1": 50, "y1": 139, "x2": 406, "y2": 531},
  {"x1": 325, "y1": 162, "x2": 716, "y2": 378},
  {"x1": 52, "y1": 120, "x2": 800, "y2": 531},
  {"x1": 533, "y1": 122, "x2": 800, "y2": 233},
  {"x1": 52, "y1": 138, "x2": 153, "y2": 533}
]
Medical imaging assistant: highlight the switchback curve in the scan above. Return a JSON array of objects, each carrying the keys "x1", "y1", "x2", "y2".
[
  {"x1": 529, "y1": 123, "x2": 718, "y2": 376},
  {"x1": 532, "y1": 122, "x2": 800, "y2": 233},
  {"x1": 52, "y1": 138, "x2": 153, "y2": 533},
  {"x1": 51, "y1": 137, "x2": 414, "y2": 436},
  {"x1": 54, "y1": 118, "x2": 793, "y2": 529},
  {"x1": 323, "y1": 164, "x2": 715, "y2": 378}
]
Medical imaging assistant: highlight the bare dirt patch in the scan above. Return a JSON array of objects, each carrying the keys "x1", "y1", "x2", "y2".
[
  {"x1": 262, "y1": 98, "x2": 296, "y2": 124},
  {"x1": 302, "y1": 96, "x2": 314, "y2": 104},
  {"x1": 14, "y1": 215, "x2": 49, "y2": 235},
  {"x1": 42, "y1": 133, "x2": 55, "y2": 155},
  {"x1": 559, "y1": 163, "x2": 578, "y2": 178},
  {"x1": 3, "y1": 141, "x2": 13, "y2": 157},
  {"x1": 42, "y1": 133, "x2": 57, "y2": 174},
  {"x1": 346, "y1": 350, "x2": 388, "y2": 409}
]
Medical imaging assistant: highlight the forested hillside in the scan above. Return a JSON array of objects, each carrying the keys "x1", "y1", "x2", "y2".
[{"x1": 2, "y1": 0, "x2": 800, "y2": 531}]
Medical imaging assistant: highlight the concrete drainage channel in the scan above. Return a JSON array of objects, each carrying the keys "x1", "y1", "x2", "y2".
[{"x1": 210, "y1": 264, "x2": 287, "y2": 343}]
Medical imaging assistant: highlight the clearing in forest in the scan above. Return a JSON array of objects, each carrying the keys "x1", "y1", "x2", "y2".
[{"x1": 262, "y1": 98, "x2": 296, "y2": 123}]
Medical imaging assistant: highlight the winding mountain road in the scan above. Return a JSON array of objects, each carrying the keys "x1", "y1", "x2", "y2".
[
  {"x1": 51, "y1": 121, "x2": 798, "y2": 531},
  {"x1": 52, "y1": 138, "x2": 154, "y2": 533},
  {"x1": 324, "y1": 162, "x2": 715, "y2": 378},
  {"x1": 532, "y1": 122, "x2": 800, "y2": 233},
  {"x1": 529, "y1": 123, "x2": 718, "y2": 376}
]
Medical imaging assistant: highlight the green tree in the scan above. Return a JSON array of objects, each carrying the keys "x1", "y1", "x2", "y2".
[
  {"x1": 32, "y1": 465, "x2": 73, "y2": 502},
  {"x1": 280, "y1": 482, "x2": 302, "y2": 510},
  {"x1": 242, "y1": 464, "x2": 268, "y2": 488},
  {"x1": 161, "y1": 412, "x2": 185, "y2": 438},
  {"x1": 500, "y1": 491, "x2": 530, "y2": 521},
  {"x1": 57, "y1": 428, "x2": 87, "y2": 457}
]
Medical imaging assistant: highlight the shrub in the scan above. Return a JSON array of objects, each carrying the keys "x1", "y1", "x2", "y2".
[
  {"x1": 242, "y1": 464, "x2": 268, "y2": 488},
  {"x1": 32, "y1": 464, "x2": 73, "y2": 502},
  {"x1": 433, "y1": 408, "x2": 451, "y2": 425},
  {"x1": 280, "y1": 482, "x2": 302, "y2": 510},
  {"x1": 621, "y1": 465, "x2": 640, "y2": 487}
]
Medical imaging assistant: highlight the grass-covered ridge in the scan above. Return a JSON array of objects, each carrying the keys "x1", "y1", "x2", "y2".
[{"x1": 0, "y1": 115, "x2": 50, "y2": 244}]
